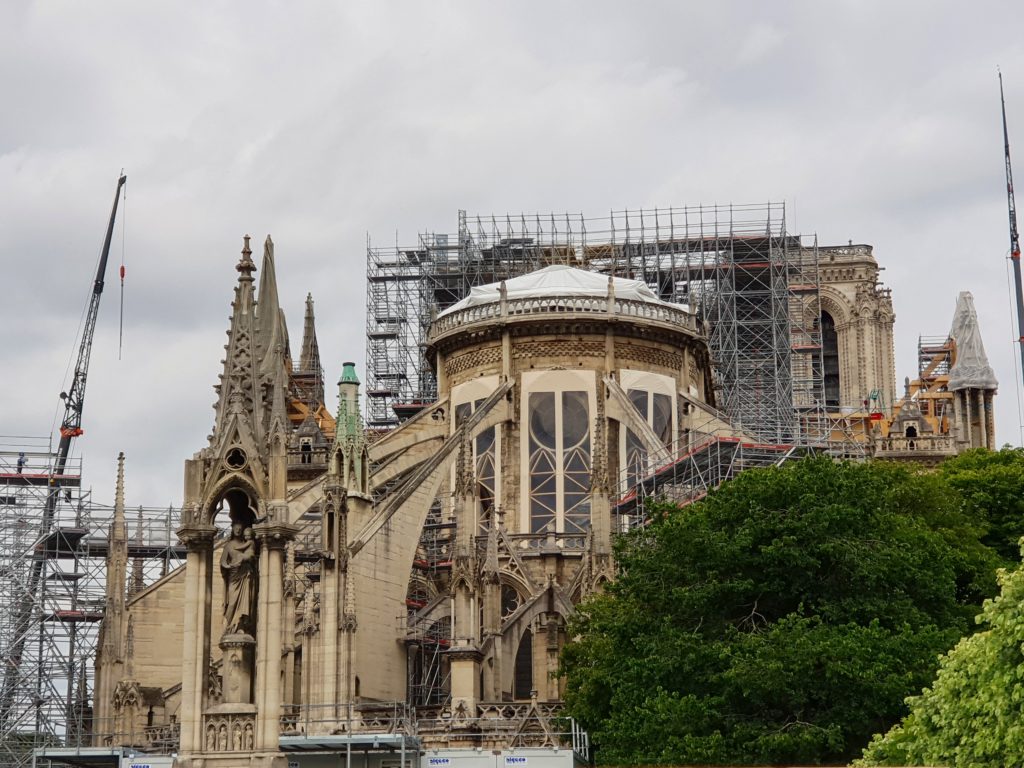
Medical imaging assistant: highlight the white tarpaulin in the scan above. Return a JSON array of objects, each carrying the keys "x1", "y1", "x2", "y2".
[
  {"x1": 948, "y1": 291, "x2": 999, "y2": 391},
  {"x1": 437, "y1": 264, "x2": 687, "y2": 317}
]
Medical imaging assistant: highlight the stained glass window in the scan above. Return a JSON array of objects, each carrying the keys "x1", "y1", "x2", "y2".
[
  {"x1": 622, "y1": 382, "x2": 676, "y2": 489},
  {"x1": 527, "y1": 389, "x2": 591, "y2": 533},
  {"x1": 562, "y1": 391, "x2": 592, "y2": 534},
  {"x1": 454, "y1": 396, "x2": 499, "y2": 533},
  {"x1": 528, "y1": 392, "x2": 558, "y2": 533}
]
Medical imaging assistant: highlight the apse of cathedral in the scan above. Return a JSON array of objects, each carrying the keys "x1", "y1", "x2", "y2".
[{"x1": 89, "y1": 230, "x2": 997, "y2": 768}]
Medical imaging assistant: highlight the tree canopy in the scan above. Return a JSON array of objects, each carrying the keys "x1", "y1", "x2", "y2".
[
  {"x1": 938, "y1": 447, "x2": 1024, "y2": 562},
  {"x1": 561, "y1": 457, "x2": 1001, "y2": 765},
  {"x1": 858, "y1": 550, "x2": 1024, "y2": 766}
]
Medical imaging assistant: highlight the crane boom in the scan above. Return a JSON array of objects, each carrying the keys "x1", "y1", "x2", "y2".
[
  {"x1": 56, "y1": 173, "x2": 127, "y2": 465},
  {"x1": 1000, "y1": 73, "x2": 1024, "y2": 390}
]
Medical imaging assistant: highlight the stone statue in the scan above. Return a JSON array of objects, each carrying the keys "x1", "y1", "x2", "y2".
[{"x1": 221, "y1": 522, "x2": 257, "y2": 636}]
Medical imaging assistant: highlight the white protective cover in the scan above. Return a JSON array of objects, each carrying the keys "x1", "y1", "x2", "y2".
[
  {"x1": 437, "y1": 264, "x2": 687, "y2": 317},
  {"x1": 947, "y1": 291, "x2": 999, "y2": 391}
]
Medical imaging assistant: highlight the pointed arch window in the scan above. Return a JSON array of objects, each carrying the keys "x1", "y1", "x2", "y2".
[
  {"x1": 514, "y1": 629, "x2": 533, "y2": 700},
  {"x1": 526, "y1": 391, "x2": 591, "y2": 534},
  {"x1": 521, "y1": 371, "x2": 595, "y2": 535},
  {"x1": 821, "y1": 311, "x2": 840, "y2": 409},
  {"x1": 452, "y1": 377, "x2": 502, "y2": 534},
  {"x1": 618, "y1": 371, "x2": 677, "y2": 490}
]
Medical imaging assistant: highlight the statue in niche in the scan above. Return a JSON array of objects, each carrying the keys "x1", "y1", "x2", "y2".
[{"x1": 221, "y1": 521, "x2": 257, "y2": 636}]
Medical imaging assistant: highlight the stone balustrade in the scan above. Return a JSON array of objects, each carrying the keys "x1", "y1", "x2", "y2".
[{"x1": 430, "y1": 293, "x2": 697, "y2": 339}]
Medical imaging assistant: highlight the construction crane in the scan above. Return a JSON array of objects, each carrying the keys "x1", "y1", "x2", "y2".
[
  {"x1": 55, "y1": 173, "x2": 127, "y2": 469},
  {"x1": 0, "y1": 174, "x2": 127, "y2": 739},
  {"x1": 1000, "y1": 73, "x2": 1024, "y2": 392}
]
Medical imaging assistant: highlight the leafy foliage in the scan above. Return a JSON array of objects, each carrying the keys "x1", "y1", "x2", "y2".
[
  {"x1": 561, "y1": 457, "x2": 1000, "y2": 765},
  {"x1": 938, "y1": 447, "x2": 1024, "y2": 562},
  {"x1": 858, "y1": 552, "x2": 1024, "y2": 766}
]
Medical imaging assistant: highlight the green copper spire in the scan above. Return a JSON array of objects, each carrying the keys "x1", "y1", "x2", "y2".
[
  {"x1": 336, "y1": 362, "x2": 363, "y2": 443},
  {"x1": 339, "y1": 361, "x2": 360, "y2": 385}
]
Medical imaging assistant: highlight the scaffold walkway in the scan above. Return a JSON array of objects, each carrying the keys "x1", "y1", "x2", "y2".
[{"x1": 613, "y1": 431, "x2": 807, "y2": 524}]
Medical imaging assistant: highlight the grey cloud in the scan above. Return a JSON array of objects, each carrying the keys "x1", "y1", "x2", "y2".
[{"x1": 3, "y1": 0, "x2": 1024, "y2": 507}]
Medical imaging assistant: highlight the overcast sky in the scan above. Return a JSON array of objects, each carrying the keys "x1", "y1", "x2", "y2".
[{"x1": 2, "y1": 1, "x2": 1024, "y2": 509}]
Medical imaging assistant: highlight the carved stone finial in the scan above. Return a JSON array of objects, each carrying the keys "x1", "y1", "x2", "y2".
[{"x1": 237, "y1": 235, "x2": 256, "y2": 277}]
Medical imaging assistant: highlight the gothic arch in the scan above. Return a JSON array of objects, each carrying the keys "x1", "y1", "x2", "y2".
[
  {"x1": 817, "y1": 286, "x2": 854, "y2": 328},
  {"x1": 500, "y1": 587, "x2": 572, "y2": 656},
  {"x1": 498, "y1": 571, "x2": 533, "y2": 606},
  {"x1": 202, "y1": 472, "x2": 262, "y2": 527}
]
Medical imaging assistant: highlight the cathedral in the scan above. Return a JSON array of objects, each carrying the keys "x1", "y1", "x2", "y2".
[{"x1": 81, "y1": 219, "x2": 996, "y2": 768}]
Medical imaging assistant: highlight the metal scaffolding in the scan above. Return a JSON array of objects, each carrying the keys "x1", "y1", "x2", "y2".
[
  {"x1": 365, "y1": 203, "x2": 826, "y2": 443},
  {"x1": 405, "y1": 502, "x2": 452, "y2": 710},
  {"x1": 0, "y1": 437, "x2": 184, "y2": 768}
]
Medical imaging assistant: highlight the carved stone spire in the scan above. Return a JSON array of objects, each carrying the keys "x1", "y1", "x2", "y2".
[
  {"x1": 255, "y1": 235, "x2": 286, "y2": 381},
  {"x1": 96, "y1": 452, "x2": 129, "y2": 741},
  {"x1": 211, "y1": 236, "x2": 262, "y2": 448},
  {"x1": 299, "y1": 294, "x2": 321, "y2": 374},
  {"x1": 104, "y1": 452, "x2": 128, "y2": 658}
]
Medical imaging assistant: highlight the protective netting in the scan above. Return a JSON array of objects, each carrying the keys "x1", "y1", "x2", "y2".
[{"x1": 947, "y1": 291, "x2": 999, "y2": 391}]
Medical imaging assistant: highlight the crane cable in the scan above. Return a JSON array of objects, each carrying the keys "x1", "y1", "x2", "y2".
[{"x1": 118, "y1": 177, "x2": 127, "y2": 360}]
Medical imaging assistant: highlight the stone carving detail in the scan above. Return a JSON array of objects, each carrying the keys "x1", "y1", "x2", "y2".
[
  {"x1": 207, "y1": 663, "x2": 223, "y2": 704},
  {"x1": 687, "y1": 358, "x2": 698, "y2": 386},
  {"x1": 512, "y1": 340, "x2": 604, "y2": 361},
  {"x1": 221, "y1": 521, "x2": 257, "y2": 637},
  {"x1": 616, "y1": 343, "x2": 684, "y2": 371},
  {"x1": 445, "y1": 347, "x2": 503, "y2": 377},
  {"x1": 112, "y1": 680, "x2": 141, "y2": 711},
  {"x1": 203, "y1": 714, "x2": 256, "y2": 752}
]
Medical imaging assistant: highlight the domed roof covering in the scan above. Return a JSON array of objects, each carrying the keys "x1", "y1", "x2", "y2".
[{"x1": 437, "y1": 264, "x2": 687, "y2": 317}]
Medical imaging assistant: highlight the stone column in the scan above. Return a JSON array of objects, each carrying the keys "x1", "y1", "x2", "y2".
[
  {"x1": 965, "y1": 391, "x2": 975, "y2": 447},
  {"x1": 319, "y1": 564, "x2": 338, "y2": 714},
  {"x1": 253, "y1": 521, "x2": 298, "y2": 751},
  {"x1": 544, "y1": 614, "x2": 561, "y2": 701},
  {"x1": 318, "y1": 483, "x2": 344, "y2": 721},
  {"x1": 282, "y1": 544, "x2": 297, "y2": 715},
  {"x1": 952, "y1": 391, "x2": 965, "y2": 448},
  {"x1": 984, "y1": 391, "x2": 996, "y2": 448},
  {"x1": 175, "y1": 523, "x2": 216, "y2": 756}
]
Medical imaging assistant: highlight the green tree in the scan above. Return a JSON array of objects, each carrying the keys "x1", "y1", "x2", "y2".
[
  {"x1": 858, "y1": 551, "x2": 1024, "y2": 766},
  {"x1": 938, "y1": 447, "x2": 1024, "y2": 562},
  {"x1": 561, "y1": 457, "x2": 1000, "y2": 765}
]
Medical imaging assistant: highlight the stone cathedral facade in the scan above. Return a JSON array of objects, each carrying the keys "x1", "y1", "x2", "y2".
[{"x1": 90, "y1": 234, "x2": 996, "y2": 767}]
